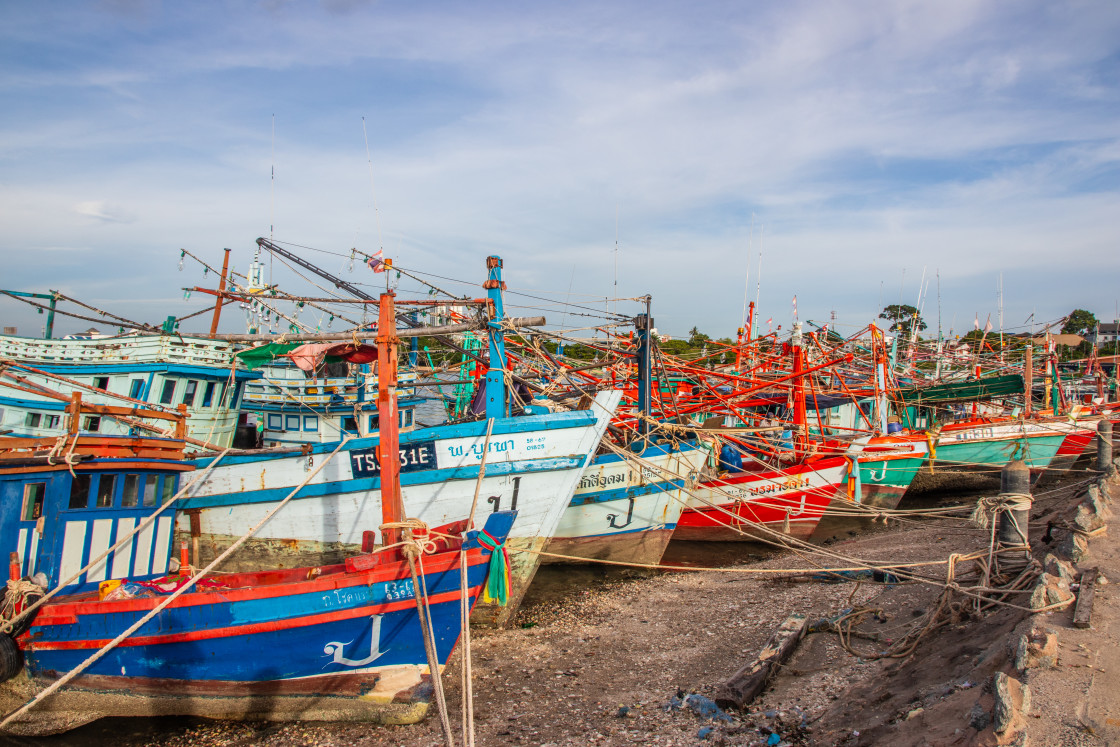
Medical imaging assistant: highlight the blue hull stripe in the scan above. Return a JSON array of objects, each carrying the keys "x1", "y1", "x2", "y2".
[
  {"x1": 569, "y1": 478, "x2": 687, "y2": 507},
  {"x1": 179, "y1": 455, "x2": 584, "y2": 510},
  {"x1": 192, "y1": 410, "x2": 598, "y2": 467}
]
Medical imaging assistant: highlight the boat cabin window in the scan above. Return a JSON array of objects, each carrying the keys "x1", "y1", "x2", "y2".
[
  {"x1": 303, "y1": 415, "x2": 318, "y2": 431},
  {"x1": 144, "y1": 476, "x2": 159, "y2": 506},
  {"x1": 202, "y1": 381, "x2": 216, "y2": 407},
  {"x1": 402, "y1": 409, "x2": 413, "y2": 427},
  {"x1": 122, "y1": 474, "x2": 141, "y2": 507},
  {"x1": 22, "y1": 483, "x2": 46, "y2": 521},
  {"x1": 182, "y1": 380, "x2": 198, "y2": 406},
  {"x1": 159, "y1": 380, "x2": 176, "y2": 405},
  {"x1": 25, "y1": 412, "x2": 41, "y2": 428},
  {"x1": 229, "y1": 381, "x2": 243, "y2": 408},
  {"x1": 285, "y1": 415, "x2": 300, "y2": 431},
  {"x1": 82, "y1": 415, "x2": 101, "y2": 432},
  {"x1": 96, "y1": 475, "x2": 117, "y2": 508},
  {"x1": 69, "y1": 474, "x2": 92, "y2": 508},
  {"x1": 129, "y1": 379, "x2": 144, "y2": 399},
  {"x1": 342, "y1": 416, "x2": 358, "y2": 432},
  {"x1": 267, "y1": 414, "x2": 282, "y2": 430},
  {"x1": 93, "y1": 376, "x2": 110, "y2": 391},
  {"x1": 161, "y1": 475, "x2": 177, "y2": 502},
  {"x1": 368, "y1": 415, "x2": 378, "y2": 431}
]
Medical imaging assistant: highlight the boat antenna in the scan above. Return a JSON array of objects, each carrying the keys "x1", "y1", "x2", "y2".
[
  {"x1": 560, "y1": 265, "x2": 576, "y2": 332},
  {"x1": 936, "y1": 268, "x2": 942, "y2": 341},
  {"x1": 613, "y1": 204, "x2": 619, "y2": 317},
  {"x1": 270, "y1": 113, "x2": 275, "y2": 286},
  {"x1": 741, "y1": 214, "x2": 755, "y2": 330},
  {"x1": 753, "y1": 224, "x2": 764, "y2": 323},
  {"x1": 998, "y1": 272, "x2": 1004, "y2": 359},
  {"x1": 362, "y1": 117, "x2": 385, "y2": 261}
]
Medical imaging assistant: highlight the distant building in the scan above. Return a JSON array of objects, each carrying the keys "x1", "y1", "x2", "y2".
[{"x1": 1090, "y1": 320, "x2": 1120, "y2": 348}]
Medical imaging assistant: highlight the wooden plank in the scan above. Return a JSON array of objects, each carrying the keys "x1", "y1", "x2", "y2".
[
  {"x1": 714, "y1": 612, "x2": 808, "y2": 710},
  {"x1": 1073, "y1": 567, "x2": 1099, "y2": 629}
]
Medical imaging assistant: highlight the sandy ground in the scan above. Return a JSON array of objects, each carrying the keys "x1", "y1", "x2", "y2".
[{"x1": 6, "y1": 468, "x2": 1114, "y2": 747}]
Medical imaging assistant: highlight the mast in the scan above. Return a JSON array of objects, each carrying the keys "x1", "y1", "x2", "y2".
[
  {"x1": 208, "y1": 248, "x2": 231, "y2": 338},
  {"x1": 376, "y1": 291, "x2": 405, "y2": 551},
  {"x1": 483, "y1": 256, "x2": 508, "y2": 419},
  {"x1": 791, "y1": 342, "x2": 808, "y2": 456},
  {"x1": 635, "y1": 296, "x2": 653, "y2": 436},
  {"x1": 871, "y1": 325, "x2": 889, "y2": 434}
]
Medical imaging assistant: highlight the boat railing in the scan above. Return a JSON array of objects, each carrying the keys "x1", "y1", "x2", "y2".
[
  {"x1": 243, "y1": 372, "x2": 417, "y2": 406},
  {"x1": 0, "y1": 334, "x2": 236, "y2": 367}
]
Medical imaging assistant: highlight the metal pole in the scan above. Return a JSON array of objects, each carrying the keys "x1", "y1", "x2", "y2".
[{"x1": 46, "y1": 293, "x2": 57, "y2": 339}]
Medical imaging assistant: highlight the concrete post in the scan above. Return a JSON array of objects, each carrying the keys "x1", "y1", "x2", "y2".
[
  {"x1": 998, "y1": 459, "x2": 1032, "y2": 554},
  {"x1": 1098, "y1": 420, "x2": 1114, "y2": 471}
]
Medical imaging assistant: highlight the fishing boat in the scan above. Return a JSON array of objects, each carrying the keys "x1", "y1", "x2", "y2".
[
  {"x1": 1042, "y1": 416, "x2": 1098, "y2": 476},
  {"x1": 0, "y1": 430, "x2": 515, "y2": 734},
  {"x1": 544, "y1": 439, "x2": 709, "y2": 566},
  {"x1": 919, "y1": 417, "x2": 1068, "y2": 486},
  {"x1": 0, "y1": 342, "x2": 516, "y2": 735},
  {"x1": 674, "y1": 455, "x2": 848, "y2": 542},
  {"x1": 0, "y1": 333, "x2": 257, "y2": 450},
  {"x1": 837, "y1": 432, "x2": 930, "y2": 509}
]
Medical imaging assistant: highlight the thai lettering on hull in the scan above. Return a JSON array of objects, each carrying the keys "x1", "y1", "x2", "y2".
[{"x1": 323, "y1": 615, "x2": 387, "y2": 667}]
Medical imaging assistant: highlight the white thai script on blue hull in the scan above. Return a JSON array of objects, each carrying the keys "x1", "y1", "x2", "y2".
[{"x1": 323, "y1": 615, "x2": 387, "y2": 667}]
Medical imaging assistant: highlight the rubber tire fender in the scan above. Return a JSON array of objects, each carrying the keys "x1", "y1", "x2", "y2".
[{"x1": 0, "y1": 633, "x2": 23, "y2": 682}]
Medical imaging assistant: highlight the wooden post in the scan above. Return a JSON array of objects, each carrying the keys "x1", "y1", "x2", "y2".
[
  {"x1": 175, "y1": 404, "x2": 188, "y2": 440},
  {"x1": 714, "y1": 613, "x2": 808, "y2": 710},
  {"x1": 1073, "y1": 567, "x2": 1099, "y2": 629},
  {"x1": 68, "y1": 391, "x2": 82, "y2": 435},
  {"x1": 377, "y1": 292, "x2": 405, "y2": 551},
  {"x1": 208, "y1": 248, "x2": 231, "y2": 338},
  {"x1": 188, "y1": 509, "x2": 202, "y2": 570}
]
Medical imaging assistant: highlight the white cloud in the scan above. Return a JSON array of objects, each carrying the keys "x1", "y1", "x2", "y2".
[
  {"x1": 74, "y1": 201, "x2": 135, "y2": 224},
  {"x1": 0, "y1": 0, "x2": 1117, "y2": 338}
]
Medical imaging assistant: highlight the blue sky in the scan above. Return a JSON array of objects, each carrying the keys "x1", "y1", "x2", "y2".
[{"x1": 1, "y1": 0, "x2": 1118, "y2": 341}]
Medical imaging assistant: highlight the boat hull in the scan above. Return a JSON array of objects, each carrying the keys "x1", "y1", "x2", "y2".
[
  {"x1": 910, "y1": 419, "x2": 1066, "y2": 492},
  {"x1": 543, "y1": 442, "x2": 708, "y2": 566},
  {"x1": 4, "y1": 516, "x2": 512, "y2": 736},
  {"x1": 674, "y1": 457, "x2": 846, "y2": 542}
]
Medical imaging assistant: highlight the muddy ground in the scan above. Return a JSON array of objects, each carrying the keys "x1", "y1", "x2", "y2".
[{"x1": 5, "y1": 469, "x2": 1109, "y2": 747}]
